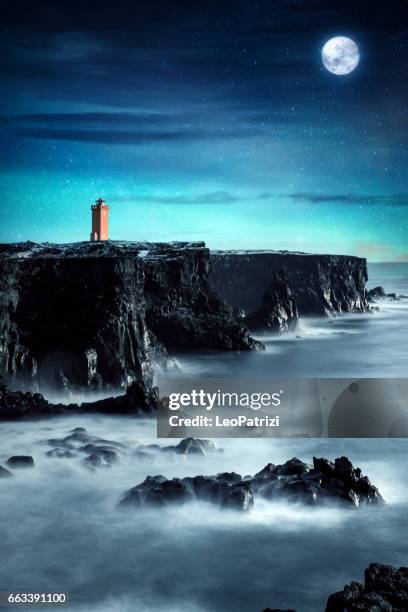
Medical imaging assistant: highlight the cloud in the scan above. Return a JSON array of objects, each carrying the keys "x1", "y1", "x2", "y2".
[
  {"x1": 1, "y1": 111, "x2": 254, "y2": 145},
  {"x1": 287, "y1": 193, "x2": 408, "y2": 206},
  {"x1": 13, "y1": 127, "x2": 206, "y2": 145},
  {"x1": 1, "y1": 112, "x2": 177, "y2": 127},
  {"x1": 112, "y1": 191, "x2": 239, "y2": 205}
]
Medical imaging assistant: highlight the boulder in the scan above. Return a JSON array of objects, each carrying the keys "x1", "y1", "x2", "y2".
[
  {"x1": 83, "y1": 448, "x2": 118, "y2": 468},
  {"x1": 120, "y1": 471, "x2": 253, "y2": 512},
  {"x1": 136, "y1": 438, "x2": 222, "y2": 456},
  {"x1": 6, "y1": 455, "x2": 34, "y2": 468},
  {"x1": 251, "y1": 456, "x2": 382, "y2": 507},
  {"x1": 368, "y1": 286, "x2": 399, "y2": 301},
  {"x1": 170, "y1": 437, "x2": 220, "y2": 455},
  {"x1": 325, "y1": 563, "x2": 408, "y2": 611},
  {"x1": 120, "y1": 475, "x2": 193, "y2": 508}
]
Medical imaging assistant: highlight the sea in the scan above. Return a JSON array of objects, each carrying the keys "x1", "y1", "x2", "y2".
[
  {"x1": 0, "y1": 263, "x2": 407, "y2": 612},
  {"x1": 164, "y1": 262, "x2": 408, "y2": 379}
]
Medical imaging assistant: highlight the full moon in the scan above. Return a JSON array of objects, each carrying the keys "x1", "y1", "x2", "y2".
[{"x1": 322, "y1": 36, "x2": 360, "y2": 75}]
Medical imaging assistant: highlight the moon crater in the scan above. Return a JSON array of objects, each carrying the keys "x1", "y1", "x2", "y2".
[{"x1": 322, "y1": 36, "x2": 360, "y2": 76}]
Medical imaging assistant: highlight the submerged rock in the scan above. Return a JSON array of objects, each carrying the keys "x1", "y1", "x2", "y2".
[
  {"x1": 368, "y1": 286, "x2": 399, "y2": 301},
  {"x1": 119, "y1": 456, "x2": 382, "y2": 511},
  {"x1": 83, "y1": 448, "x2": 119, "y2": 468},
  {"x1": 120, "y1": 475, "x2": 193, "y2": 508},
  {"x1": 0, "y1": 465, "x2": 13, "y2": 477},
  {"x1": 46, "y1": 448, "x2": 76, "y2": 459},
  {"x1": 120, "y1": 472, "x2": 254, "y2": 511},
  {"x1": 167, "y1": 437, "x2": 220, "y2": 455},
  {"x1": 6, "y1": 455, "x2": 34, "y2": 468},
  {"x1": 45, "y1": 427, "x2": 125, "y2": 466},
  {"x1": 135, "y1": 438, "x2": 222, "y2": 457},
  {"x1": 325, "y1": 563, "x2": 408, "y2": 611},
  {"x1": 44, "y1": 427, "x2": 220, "y2": 468}
]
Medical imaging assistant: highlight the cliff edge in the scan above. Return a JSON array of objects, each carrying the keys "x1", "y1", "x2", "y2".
[
  {"x1": 210, "y1": 250, "x2": 369, "y2": 319},
  {"x1": 0, "y1": 241, "x2": 255, "y2": 392}
]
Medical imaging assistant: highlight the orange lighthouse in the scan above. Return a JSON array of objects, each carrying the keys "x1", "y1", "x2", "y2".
[{"x1": 90, "y1": 198, "x2": 109, "y2": 241}]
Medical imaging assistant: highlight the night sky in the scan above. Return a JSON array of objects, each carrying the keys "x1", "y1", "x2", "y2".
[{"x1": 1, "y1": 0, "x2": 407, "y2": 260}]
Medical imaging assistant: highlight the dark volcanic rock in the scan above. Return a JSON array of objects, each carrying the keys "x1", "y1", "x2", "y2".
[
  {"x1": 46, "y1": 448, "x2": 76, "y2": 459},
  {"x1": 0, "y1": 465, "x2": 13, "y2": 477},
  {"x1": 120, "y1": 475, "x2": 193, "y2": 507},
  {"x1": 83, "y1": 448, "x2": 119, "y2": 468},
  {"x1": 252, "y1": 456, "x2": 383, "y2": 506},
  {"x1": 79, "y1": 380, "x2": 159, "y2": 415},
  {"x1": 211, "y1": 250, "x2": 370, "y2": 318},
  {"x1": 0, "y1": 241, "x2": 158, "y2": 391},
  {"x1": 45, "y1": 427, "x2": 126, "y2": 466},
  {"x1": 325, "y1": 563, "x2": 408, "y2": 611},
  {"x1": 134, "y1": 437, "x2": 221, "y2": 457},
  {"x1": 245, "y1": 271, "x2": 298, "y2": 332},
  {"x1": 368, "y1": 286, "x2": 398, "y2": 301},
  {"x1": 0, "y1": 241, "x2": 256, "y2": 394},
  {"x1": 44, "y1": 427, "x2": 220, "y2": 467},
  {"x1": 169, "y1": 437, "x2": 220, "y2": 455},
  {"x1": 368, "y1": 286, "x2": 386, "y2": 299},
  {"x1": 0, "y1": 380, "x2": 158, "y2": 420},
  {"x1": 0, "y1": 382, "x2": 65, "y2": 419},
  {"x1": 6, "y1": 455, "x2": 34, "y2": 468},
  {"x1": 119, "y1": 456, "x2": 382, "y2": 511},
  {"x1": 142, "y1": 244, "x2": 258, "y2": 351},
  {"x1": 120, "y1": 472, "x2": 254, "y2": 511}
]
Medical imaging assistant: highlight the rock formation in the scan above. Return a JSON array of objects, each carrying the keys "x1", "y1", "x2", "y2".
[
  {"x1": 245, "y1": 270, "x2": 298, "y2": 332},
  {"x1": 120, "y1": 473, "x2": 254, "y2": 511},
  {"x1": 43, "y1": 427, "x2": 221, "y2": 466},
  {"x1": 6, "y1": 455, "x2": 34, "y2": 468},
  {"x1": 368, "y1": 286, "x2": 398, "y2": 301},
  {"x1": 0, "y1": 241, "x2": 255, "y2": 393},
  {"x1": 119, "y1": 456, "x2": 383, "y2": 511},
  {"x1": 0, "y1": 380, "x2": 158, "y2": 420},
  {"x1": 211, "y1": 250, "x2": 370, "y2": 319},
  {"x1": 325, "y1": 563, "x2": 408, "y2": 611}
]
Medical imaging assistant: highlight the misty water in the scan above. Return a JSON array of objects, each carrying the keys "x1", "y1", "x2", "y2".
[
  {"x1": 0, "y1": 263, "x2": 407, "y2": 611},
  {"x1": 0, "y1": 417, "x2": 407, "y2": 612},
  {"x1": 166, "y1": 263, "x2": 408, "y2": 379}
]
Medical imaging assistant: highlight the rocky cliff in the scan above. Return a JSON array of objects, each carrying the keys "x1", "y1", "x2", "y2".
[
  {"x1": 0, "y1": 241, "x2": 255, "y2": 392},
  {"x1": 210, "y1": 250, "x2": 370, "y2": 319}
]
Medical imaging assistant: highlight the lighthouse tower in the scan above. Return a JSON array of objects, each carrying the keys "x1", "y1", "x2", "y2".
[{"x1": 90, "y1": 198, "x2": 109, "y2": 241}]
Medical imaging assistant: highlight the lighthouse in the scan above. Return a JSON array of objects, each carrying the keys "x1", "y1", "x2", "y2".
[{"x1": 90, "y1": 198, "x2": 109, "y2": 241}]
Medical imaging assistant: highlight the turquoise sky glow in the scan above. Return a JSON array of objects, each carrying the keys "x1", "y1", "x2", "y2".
[{"x1": 1, "y1": 1, "x2": 407, "y2": 261}]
